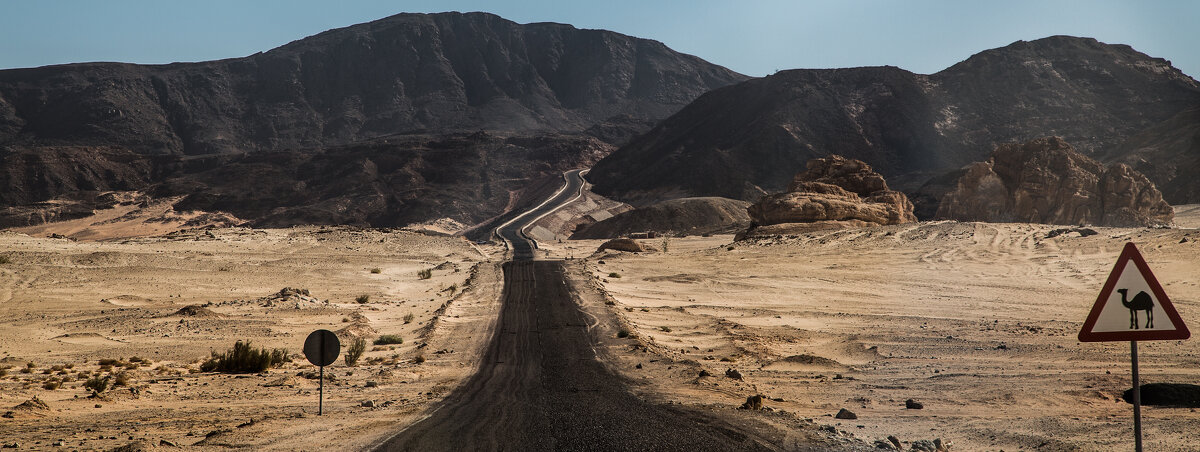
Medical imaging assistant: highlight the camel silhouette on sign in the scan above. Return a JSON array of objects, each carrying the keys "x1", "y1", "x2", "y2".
[{"x1": 1118, "y1": 288, "x2": 1154, "y2": 329}]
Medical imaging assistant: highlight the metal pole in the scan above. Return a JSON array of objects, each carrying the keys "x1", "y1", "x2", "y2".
[
  {"x1": 1131, "y1": 340, "x2": 1142, "y2": 452},
  {"x1": 319, "y1": 365, "x2": 324, "y2": 416}
]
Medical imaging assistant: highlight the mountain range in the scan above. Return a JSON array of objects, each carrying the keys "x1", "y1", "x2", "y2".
[
  {"x1": 0, "y1": 12, "x2": 745, "y2": 227},
  {"x1": 2, "y1": 13, "x2": 1198, "y2": 229},
  {"x1": 586, "y1": 36, "x2": 1200, "y2": 217}
]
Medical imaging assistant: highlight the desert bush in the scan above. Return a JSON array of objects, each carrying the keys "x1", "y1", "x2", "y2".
[
  {"x1": 356, "y1": 294, "x2": 370, "y2": 304},
  {"x1": 608, "y1": 272, "x2": 621, "y2": 278},
  {"x1": 661, "y1": 238, "x2": 670, "y2": 253},
  {"x1": 418, "y1": 268, "x2": 432, "y2": 279},
  {"x1": 200, "y1": 340, "x2": 289, "y2": 373},
  {"x1": 43, "y1": 379, "x2": 61, "y2": 390},
  {"x1": 374, "y1": 335, "x2": 403, "y2": 345},
  {"x1": 0, "y1": 368, "x2": 7, "y2": 378},
  {"x1": 370, "y1": 267, "x2": 382, "y2": 274},
  {"x1": 617, "y1": 329, "x2": 631, "y2": 338},
  {"x1": 0, "y1": 255, "x2": 10, "y2": 264},
  {"x1": 113, "y1": 371, "x2": 131, "y2": 387},
  {"x1": 345, "y1": 337, "x2": 367, "y2": 367},
  {"x1": 84, "y1": 376, "x2": 110, "y2": 394},
  {"x1": 50, "y1": 364, "x2": 66, "y2": 372},
  {"x1": 413, "y1": 355, "x2": 425, "y2": 364},
  {"x1": 129, "y1": 356, "x2": 149, "y2": 364},
  {"x1": 19, "y1": 367, "x2": 32, "y2": 374},
  {"x1": 97, "y1": 358, "x2": 122, "y2": 366},
  {"x1": 403, "y1": 313, "x2": 415, "y2": 324}
]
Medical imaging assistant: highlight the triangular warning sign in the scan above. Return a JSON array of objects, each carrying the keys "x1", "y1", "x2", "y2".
[{"x1": 1079, "y1": 242, "x2": 1190, "y2": 342}]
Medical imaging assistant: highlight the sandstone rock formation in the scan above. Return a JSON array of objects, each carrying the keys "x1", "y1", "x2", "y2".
[
  {"x1": 596, "y1": 238, "x2": 645, "y2": 253},
  {"x1": 936, "y1": 137, "x2": 1173, "y2": 227},
  {"x1": 743, "y1": 155, "x2": 916, "y2": 236}
]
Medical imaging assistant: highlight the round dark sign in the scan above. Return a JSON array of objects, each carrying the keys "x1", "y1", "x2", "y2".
[{"x1": 303, "y1": 329, "x2": 340, "y2": 367}]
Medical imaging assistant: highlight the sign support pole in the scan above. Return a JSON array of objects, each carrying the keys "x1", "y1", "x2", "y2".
[
  {"x1": 319, "y1": 365, "x2": 325, "y2": 416},
  {"x1": 1131, "y1": 340, "x2": 1142, "y2": 452}
]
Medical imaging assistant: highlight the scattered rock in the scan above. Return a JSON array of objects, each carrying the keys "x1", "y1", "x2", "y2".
[
  {"x1": 0, "y1": 412, "x2": 11, "y2": 418},
  {"x1": 13, "y1": 396, "x2": 49, "y2": 411},
  {"x1": 910, "y1": 439, "x2": 937, "y2": 451},
  {"x1": 597, "y1": 238, "x2": 645, "y2": 253},
  {"x1": 934, "y1": 438, "x2": 950, "y2": 451},
  {"x1": 698, "y1": 369, "x2": 712, "y2": 378},
  {"x1": 1, "y1": 443, "x2": 17, "y2": 449},
  {"x1": 365, "y1": 380, "x2": 379, "y2": 388},
  {"x1": 937, "y1": 136, "x2": 1173, "y2": 227},
  {"x1": 835, "y1": 408, "x2": 857, "y2": 419},
  {"x1": 1123, "y1": 383, "x2": 1200, "y2": 407},
  {"x1": 159, "y1": 439, "x2": 179, "y2": 447},
  {"x1": 361, "y1": 400, "x2": 376, "y2": 408},
  {"x1": 725, "y1": 368, "x2": 743, "y2": 380},
  {"x1": 888, "y1": 435, "x2": 902, "y2": 449},
  {"x1": 264, "y1": 376, "x2": 299, "y2": 388},
  {"x1": 743, "y1": 155, "x2": 916, "y2": 238},
  {"x1": 1046, "y1": 227, "x2": 1098, "y2": 238},
  {"x1": 740, "y1": 394, "x2": 764, "y2": 410},
  {"x1": 173, "y1": 305, "x2": 220, "y2": 317},
  {"x1": 905, "y1": 399, "x2": 924, "y2": 409},
  {"x1": 874, "y1": 439, "x2": 898, "y2": 450}
]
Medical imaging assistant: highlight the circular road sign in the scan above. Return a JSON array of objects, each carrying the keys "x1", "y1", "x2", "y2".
[{"x1": 303, "y1": 329, "x2": 340, "y2": 367}]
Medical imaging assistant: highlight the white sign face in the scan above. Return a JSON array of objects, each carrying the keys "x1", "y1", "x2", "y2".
[
  {"x1": 1079, "y1": 242, "x2": 1189, "y2": 342},
  {"x1": 1088, "y1": 260, "x2": 1179, "y2": 333}
]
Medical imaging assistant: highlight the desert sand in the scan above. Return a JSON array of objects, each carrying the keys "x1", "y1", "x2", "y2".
[
  {"x1": 0, "y1": 226, "x2": 504, "y2": 450},
  {"x1": 539, "y1": 215, "x2": 1200, "y2": 451},
  {"x1": 4, "y1": 205, "x2": 1200, "y2": 451}
]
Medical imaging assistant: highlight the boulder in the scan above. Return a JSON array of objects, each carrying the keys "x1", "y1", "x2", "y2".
[
  {"x1": 743, "y1": 155, "x2": 916, "y2": 237},
  {"x1": 937, "y1": 137, "x2": 1173, "y2": 227}
]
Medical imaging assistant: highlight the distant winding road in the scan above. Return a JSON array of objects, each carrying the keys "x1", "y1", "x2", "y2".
[{"x1": 374, "y1": 169, "x2": 775, "y2": 451}]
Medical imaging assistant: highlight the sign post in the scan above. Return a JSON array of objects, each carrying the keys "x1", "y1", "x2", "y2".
[
  {"x1": 303, "y1": 329, "x2": 340, "y2": 415},
  {"x1": 1079, "y1": 242, "x2": 1190, "y2": 451}
]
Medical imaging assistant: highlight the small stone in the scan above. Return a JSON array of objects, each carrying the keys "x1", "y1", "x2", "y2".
[
  {"x1": 905, "y1": 399, "x2": 924, "y2": 409},
  {"x1": 725, "y1": 368, "x2": 743, "y2": 380},
  {"x1": 361, "y1": 400, "x2": 375, "y2": 408},
  {"x1": 835, "y1": 408, "x2": 857, "y2": 419},
  {"x1": 2, "y1": 443, "x2": 17, "y2": 449},
  {"x1": 698, "y1": 369, "x2": 711, "y2": 377},
  {"x1": 911, "y1": 439, "x2": 937, "y2": 452},
  {"x1": 365, "y1": 381, "x2": 378, "y2": 388},
  {"x1": 740, "y1": 394, "x2": 764, "y2": 410},
  {"x1": 887, "y1": 435, "x2": 902, "y2": 449},
  {"x1": 635, "y1": 363, "x2": 642, "y2": 369},
  {"x1": 95, "y1": 404, "x2": 103, "y2": 408},
  {"x1": 160, "y1": 439, "x2": 178, "y2": 447}
]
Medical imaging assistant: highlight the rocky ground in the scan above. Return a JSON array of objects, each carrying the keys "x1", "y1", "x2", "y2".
[
  {"x1": 0, "y1": 227, "x2": 503, "y2": 450},
  {"x1": 540, "y1": 209, "x2": 1200, "y2": 451}
]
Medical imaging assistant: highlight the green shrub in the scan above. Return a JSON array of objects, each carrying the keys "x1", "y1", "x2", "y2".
[
  {"x1": 374, "y1": 335, "x2": 404, "y2": 345},
  {"x1": 84, "y1": 376, "x2": 110, "y2": 394},
  {"x1": 199, "y1": 340, "x2": 290, "y2": 373},
  {"x1": 403, "y1": 313, "x2": 415, "y2": 324},
  {"x1": 608, "y1": 272, "x2": 621, "y2": 278},
  {"x1": 418, "y1": 268, "x2": 432, "y2": 279},
  {"x1": 356, "y1": 294, "x2": 370, "y2": 304},
  {"x1": 345, "y1": 337, "x2": 366, "y2": 367},
  {"x1": 370, "y1": 267, "x2": 382, "y2": 274}
]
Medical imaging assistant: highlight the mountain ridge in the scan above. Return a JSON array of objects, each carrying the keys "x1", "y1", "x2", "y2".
[{"x1": 587, "y1": 35, "x2": 1200, "y2": 210}]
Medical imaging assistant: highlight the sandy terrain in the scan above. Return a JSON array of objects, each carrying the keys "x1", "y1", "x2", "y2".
[
  {"x1": 539, "y1": 215, "x2": 1200, "y2": 451},
  {"x1": 0, "y1": 227, "x2": 504, "y2": 450}
]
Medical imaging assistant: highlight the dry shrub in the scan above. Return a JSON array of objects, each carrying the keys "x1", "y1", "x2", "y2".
[
  {"x1": 200, "y1": 340, "x2": 289, "y2": 373},
  {"x1": 345, "y1": 337, "x2": 367, "y2": 367},
  {"x1": 374, "y1": 335, "x2": 403, "y2": 345}
]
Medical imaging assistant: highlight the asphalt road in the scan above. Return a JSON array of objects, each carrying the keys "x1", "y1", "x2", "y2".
[{"x1": 374, "y1": 169, "x2": 776, "y2": 451}]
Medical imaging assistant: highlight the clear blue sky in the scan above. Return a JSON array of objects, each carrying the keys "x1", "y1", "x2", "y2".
[{"x1": 2, "y1": 1, "x2": 1197, "y2": 78}]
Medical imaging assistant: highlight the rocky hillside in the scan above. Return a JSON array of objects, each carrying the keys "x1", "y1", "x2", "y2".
[
  {"x1": 587, "y1": 36, "x2": 1200, "y2": 211},
  {"x1": 570, "y1": 197, "x2": 750, "y2": 239},
  {"x1": 0, "y1": 12, "x2": 747, "y2": 228},
  {"x1": 936, "y1": 137, "x2": 1173, "y2": 227}
]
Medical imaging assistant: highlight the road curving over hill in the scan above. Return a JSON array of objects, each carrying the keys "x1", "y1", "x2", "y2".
[{"x1": 373, "y1": 169, "x2": 779, "y2": 451}]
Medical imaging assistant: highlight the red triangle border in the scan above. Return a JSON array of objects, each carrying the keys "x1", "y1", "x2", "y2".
[{"x1": 1078, "y1": 242, "x2": 1190, "y2": 342}]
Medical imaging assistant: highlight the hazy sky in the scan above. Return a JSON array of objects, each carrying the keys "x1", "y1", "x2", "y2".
[{"x1": 2, "y1": 1, "x2": 1197, "y2": 78}]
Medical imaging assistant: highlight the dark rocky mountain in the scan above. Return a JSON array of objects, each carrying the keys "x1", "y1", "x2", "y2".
[
  {"x1": 1106, "y1": 107, "x2": 1200, "y2": 204},
  {"x1": 587, "y1": 36, "x2": 1200, "y2": 214},
  {"x1": 0, "y1": 12, "x2": 747, "y2": 228}
]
